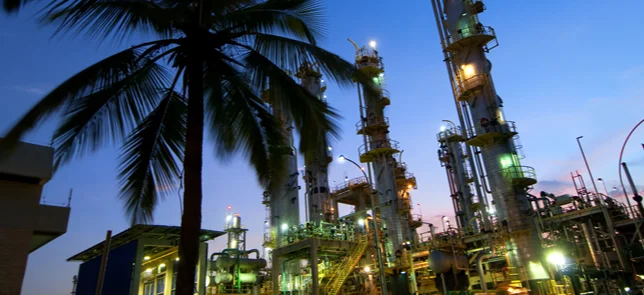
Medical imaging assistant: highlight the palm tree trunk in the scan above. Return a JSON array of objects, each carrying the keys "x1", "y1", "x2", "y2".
[{"x1": 176, "y1": 52, "x2": 205, "y2": 295}]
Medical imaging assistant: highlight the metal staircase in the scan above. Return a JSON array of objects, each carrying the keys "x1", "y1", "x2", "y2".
[{"x1": 324, "y1": 235, "x2": 369, "y2": 295}]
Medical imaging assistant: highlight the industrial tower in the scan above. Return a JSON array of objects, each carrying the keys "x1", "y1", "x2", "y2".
[
  {"x1": 265, "y1": 87, "x2": 301, "y2": 249},
  {"x1": 351, "y1": 41, "x2": 420, "y2": 265},
  {"x1": 297, "y1": 62, "x2": 336, "y2": 224},
  {"x1": 263, "y1": 79, "x2": 302, "y2": 295},
  {"x1": 430, "y1": 0, "x2": 549, "y2": 290}
]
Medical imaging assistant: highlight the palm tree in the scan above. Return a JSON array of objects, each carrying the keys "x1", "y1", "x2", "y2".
[{"x1": 1, "y1": 1, "x2": 376, "y2": 294}]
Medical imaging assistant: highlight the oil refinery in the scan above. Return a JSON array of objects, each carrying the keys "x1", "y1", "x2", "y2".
[{"x1": 64, "y1": 1, "x2": 643, "y2": 295}]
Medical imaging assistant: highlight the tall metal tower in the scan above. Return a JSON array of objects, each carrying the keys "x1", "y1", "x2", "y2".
[
  {"x1": 429, "y1": 0, "x2": 549, "y2": 290},
  {"x1": 264, "y1": 79, "x2": 302, "y2": 295},
  {"x1": 296, "y1": 62, "x2": 335, "y2": 224},
  {"x1": 265, "y1": 87, "x2": 300, "y2": 248},
  {"x1": 351, "y1": 41, "x2": 417, "y2": 264}
]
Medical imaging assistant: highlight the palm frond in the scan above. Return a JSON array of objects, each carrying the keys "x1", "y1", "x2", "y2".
[
  {"x1": 224, "y1": 0, "x2": 325, "y2": 44},
  {"x1": 52, "y1": 46, "x2": 175, "y2": 169},
  {"x1": 203, "y1": 55, "x2": 287, "y2": 191},
  {"x1": 244, "y1": 49, "x2": 340, "y2": 161},
  {"x1": 253, "y1": 33, "x2": 379, "y2": 96},
  {"x1": 118, "y1": 89, "x2": 187, "y2": 225},
  {"x1": 2, "y1": 0, "x2": 33, "y2": 13},
  {"x1": 0, "y1": 41, "x2": 173, "y2": 158},
  {"x1": 45, "y1": 0, "x2": 178, "y2": 40}
]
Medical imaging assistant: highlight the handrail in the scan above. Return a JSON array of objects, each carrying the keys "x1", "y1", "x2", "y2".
[
  {"x1": 467, "y1": 120, "x2": 517, "y2": 139},
  {"x1": 501, "y1": 165, "x2": 536, "y2": 180},
  {"x1": 380, "y1": 89, "x2": 390, "y2": 98},
  {"x1": 355, "y1": 47, "x2": 383, "y2": 69},
  {"x1": 455, "y1": 73, "x2": 488, "y2": 98},
  {"x1": 449, "y1": 25, "x2": 496, "y2": 43},
  {"x1": 358, "y1": 139, "x2": 400, "y2": 156},
  {"x1": 396, "y1": 171, "x2": 415, "y2": 180},
  {"x1": 436, "y1": 125, "x2": 462, "y2": 141},
  {"x1": 355, "y1": 116, "x2": 390, "y2": 133},
  {"x1": 330, "y1": 176, "x2": 371, "y2": 194}
]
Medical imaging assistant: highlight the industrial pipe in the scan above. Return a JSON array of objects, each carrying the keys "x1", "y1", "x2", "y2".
[
  {"x1": 245, "y1": 249, "x2": 260, "y2": 259},
  {"x1": 476, "y1": 247, "x2": 496, "y2": 294},
  {"x1": 210, "y1": 252, "x2": 230, "y2": 263}
]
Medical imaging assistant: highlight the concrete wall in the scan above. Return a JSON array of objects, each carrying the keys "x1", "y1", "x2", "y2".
[
  {"x1": 0, "y1": 141, "x2": 68, "y2": 295},
  {"x1": 0, "y1": 140, "x2": 53, "y2": 183}
]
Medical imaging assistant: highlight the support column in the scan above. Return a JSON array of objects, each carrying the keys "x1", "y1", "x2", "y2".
[
  {"x1": 130, "y1": 239, "x2": 145, "y2": 295},
  {"x1": 197, "y1": 243, "x2": 207, "y2": 295},
  {"x1": 272, "y1": 254, "x2": 281, "y2": 295},
  {"x1": 310, "y1": 239, "x2": 320, "y2": 295}
]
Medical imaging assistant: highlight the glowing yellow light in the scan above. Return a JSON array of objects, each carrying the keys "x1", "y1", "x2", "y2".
[
  {"x1": 143, "y1": 256, "x2": 150, "y2": 261},
  {"x1": 145, "y1": 268, "x2": 153, "y2": 273},
  {"x1": 461, "y1": 64, "x2": 475, "y2": 78},
  {"x1": 369, "y1": 41, "x2": 377, "y2": 48},
  {"x1": 364, "y1": 266, "x2": 371, "y2": 272},
  {"x1": 175, "y1": 257, "x2": 180, "y2": 261},
  {"x1": 547, "y1": 251, "x2": 565, "y2": 266},
  {"x1": 407, "y1": 184, "x2": 413, "y2": 189}
]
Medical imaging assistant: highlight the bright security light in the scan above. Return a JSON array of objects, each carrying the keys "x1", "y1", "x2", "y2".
[
  {"x1": 369, "y1": 40, "x2": 377, "y2": 48},
  {"x1": 363, "y1": 266, "x2": 371, "y2": 272},
  {"x1": 281, "y1": 223, "x2": 288, "y2": 231},
  {"x1": 144, "y1": 256, "x2": 151, "y2": 261},
  {"x1": 338, "y1": 155, "x2": 346, "y2": 163},
  {"x1": 358, "y1": 219, "x2": 365, "y2": 226},
  {"x1": 547, "y1": 251, "x2": 565, "y2": 266},
  {"x1": 461, "y1": 64, "x2": 475, "y2": 78}
]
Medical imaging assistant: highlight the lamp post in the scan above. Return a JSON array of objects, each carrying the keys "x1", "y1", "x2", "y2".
[
  {"x1": 597, "y1": 178, "x2": 610, "y2": 196},
  {"x1": 339, "y1": 154, "x2": 388, "y2": 295}
]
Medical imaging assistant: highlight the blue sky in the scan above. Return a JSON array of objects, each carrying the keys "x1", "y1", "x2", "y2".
[{"x1": 1, "y1": 1, "x2": 643, "y2": 294}]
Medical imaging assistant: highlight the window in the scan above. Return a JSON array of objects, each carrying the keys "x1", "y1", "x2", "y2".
[
  {"x1": 144, "y1": 281, "x2": 155, "y2": 295},
  {"x1": 156, "y1": 275, "x2": 165, "y2": 295}
]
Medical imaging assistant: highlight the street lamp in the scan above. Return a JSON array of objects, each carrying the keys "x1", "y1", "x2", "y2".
[
  {"x1": 597, "y1": 178, "x2": 610, "y2": 196},
  {"x1": 338, "y1": 154, "x2": 388, "y2": 295}
]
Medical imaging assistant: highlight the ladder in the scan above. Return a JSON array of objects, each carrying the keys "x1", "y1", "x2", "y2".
[{"x1": 324, "y1": 235, "x2": 369, "y2": 295}]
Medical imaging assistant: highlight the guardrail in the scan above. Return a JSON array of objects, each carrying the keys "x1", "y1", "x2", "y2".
[
  {"x1": 502, "y1": 165, "x2": 536, "y2": 181},
  {"x1": 436, "y1": 125, "x2": 462, "y2": 141},
  {"x1": 449, "y1": 25, "x2": 496, "y2": 44},
  {"x1": 455, "y1": 73, "x2": 488, "y2": 99},
  {"x1": 355, "y1": 117, "x2": 389, "y2": 133},
  {"x1": 358, "y1": 139, "x2": 400, "y2": 156},
  {"x1": 330, "y1": 176, "x2": 374, "y2": 194},
  {"x1": 467, "y1": 120, "x2": 517, "y2": 139}
]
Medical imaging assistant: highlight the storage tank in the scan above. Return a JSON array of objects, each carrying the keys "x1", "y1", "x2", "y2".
[
  {"x1": 212, "y1": 257, "x2": 267, "y2": 270},
  {"x1": 214, "y1": 273, "x2": 258, "y2": 284},
  {"x1": 428, "y1": 250, "x2": 468, "y2": 274}
]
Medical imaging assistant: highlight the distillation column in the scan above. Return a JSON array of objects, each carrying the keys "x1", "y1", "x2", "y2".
[
  {"x1": 266, "y1": 84, "x2": 301, "y2": 295},
  {"x1": 438, "y1": 130, "x2": 478, "y2": 232},
  {"x1": 430, "y1": 0, "x2": 549, "y2": 290},
  {"x1": 353, "y1": 43, "x2": 416, "y2": 264},
  {"x1": 267, "y1": 94, "x2": 301, "y2": 247},
  {"x1": 296, "y1": 63, "x2": 335, "y2": 223}
]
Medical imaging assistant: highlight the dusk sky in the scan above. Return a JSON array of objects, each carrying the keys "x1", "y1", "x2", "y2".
[{"x1": 1, "y1": 1, "x2": 643, "y2": 294}]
